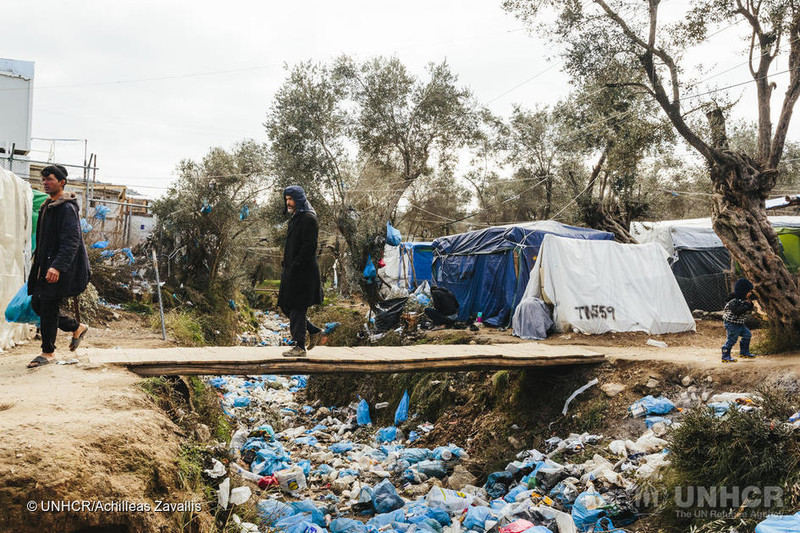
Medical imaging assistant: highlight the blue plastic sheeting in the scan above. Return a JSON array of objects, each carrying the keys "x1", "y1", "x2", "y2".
[
  {"x1": 400, "y1": 242, "x2": 434, "y2": 289},
  {"x1": 432, "y1": 222, "x2": 613, "y2": 325},
  {"x1": 755, "y1": 512, "x2": 800, "y2": 532}
]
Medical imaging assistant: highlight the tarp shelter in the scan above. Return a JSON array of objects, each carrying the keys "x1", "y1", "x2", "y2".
[
  {"x1": 513, "y1": 234, "x2": 695, "y2": 338},
  {"x1": 632, "y1": 216, "x2": 800, "y2": 311},
  {"x1": 0, "y1": 167, "x2": 35, "y2": 350},
  {"x1": 631, "y1": 218, "x2": 730, "y2": 312},
  {"x1": 31, "y1": 188, "x2": 48, "y2": 250},
  {"x1": 431, "y1": 221, "x2": 614, "y2": 326},
  {"x1": 378, "y1": 241, "x2": 434, "y2": 297}
]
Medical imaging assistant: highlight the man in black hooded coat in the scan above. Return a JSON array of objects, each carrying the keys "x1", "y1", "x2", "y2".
[
  {"x1": 277, "y1": 186, "x2": 323, "y2": 357},
  {"x1": 26, "y1": 165, "x2": 90, "y2": 368}
]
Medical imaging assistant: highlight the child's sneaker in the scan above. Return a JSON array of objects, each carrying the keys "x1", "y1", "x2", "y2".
[{"x1": 722, "y1": 356, "x2": 738, "y2": 363}]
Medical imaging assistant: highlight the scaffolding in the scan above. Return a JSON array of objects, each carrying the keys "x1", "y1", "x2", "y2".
[{"x1": 0, "y1": 141, "x2": 153, "y2": 248}]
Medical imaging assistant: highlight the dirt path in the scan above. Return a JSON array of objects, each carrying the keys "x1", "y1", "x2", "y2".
[{"x1": 0, "y1": 316, "x2": 209, "y2": 533}]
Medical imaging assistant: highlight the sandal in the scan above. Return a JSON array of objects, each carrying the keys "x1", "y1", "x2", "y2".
[
  {"x1": 27, "y1": 355, "x2": 52, "y2": 368},
  {"x1": 69, "y1": 325, "x2": 89, "y2": 351}
]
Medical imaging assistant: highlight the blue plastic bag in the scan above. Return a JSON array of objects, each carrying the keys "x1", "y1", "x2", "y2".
[
  {"x1": 330, "y1": 442, "x2": 355, "y2": 454},
  {"x1": 4, "y1": 283, "x2": 39, "y2": 326},
  {"x1": 755, "y1": 512, "x2": 800, "y2": 533},
  {"x1": 363, "y1": 255, "x2": 377, "y2": 283},
  {"x1": 330, "y1": 518, "x2": 367, "y2": 533},
  {"x1": 462, "y1": 506, "x2": 497, "y2": 530},
  {"x1": 372, "y1": 479, "x2": 404, "y2": 514},
  {"x1": 644, "y1": 416, "x2": 673, "y2": 428},
  {"x1": 376, "y1": 426, "x2": 399, "y2": 443},
  {"x1": 629, "y1": 395, "x2": 675, "y2": 417},
  {"x1": 405, "y1": 503, "x2": 451, "y2": 526},
  {"x1": 91, "y1": 240, "x2": 109, "y2": 249},
  {"x1": 572, "y1": 489, "x2": 608, "y2": 532},
  {"x1": 394, "y1": 390, "x2": 410, "y2": 426},
  {"x1": 386, "y1": 222, "x2": 402, "y2": 246},
  {"x1": 93, "y1": 205, "x2": 111, "y2": 220},
  {"x1": 256, "y1": 499, "x2": 294, "y2": 525},
  {"x1": 357, "y1": 398, "x2": 372, "y2": 426},
  {"x1": 289, "y1": 500, "x2": 325, "y2": 526}
]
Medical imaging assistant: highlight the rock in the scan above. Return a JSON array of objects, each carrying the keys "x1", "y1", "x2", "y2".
[
  {"x1": 705, "y1": 376, "x2": 713, "y2": 383},
  {"x1": 681, "y1": 376, "x2": 693, "y2": 387},
  {"x1": 701, "y1": 392, "x2": 710, "y2": 402},
  {"x1": 111, "y1": 311, "x2": 120, "y2": 320},
  {"x1": 645, "y1": 378, "x2": 659, "y2": 389},
  {"x1": 687, "y1": 385, "x2": 699, "y2": 393},
  {"x1": 507, "y1": 436, "x2": 523, "y2": 449},
  {"x1": 601, "y1": 382, "x2": 626, "y2": 397},
  {"x1": 195, "y1": 423, "x2": 211, "y2": 442},
  {"x1": 316, "y1": 407, "x2": 331, "y2": 418}
]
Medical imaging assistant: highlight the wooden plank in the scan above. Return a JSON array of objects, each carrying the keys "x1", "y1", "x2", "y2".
[{"x1": 86, "y1": 343, "x2": 604, "y2": 376}]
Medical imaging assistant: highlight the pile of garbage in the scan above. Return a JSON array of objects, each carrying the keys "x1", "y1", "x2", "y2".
[
  {"x1": 201, "y1": 374, "x2": 800, "y2": 533},
  {"x1": 237, "y1": 312, "x2": 291, "y2": 347},
  {"x1": 236, "y1": 314, "x2": 342, "y2": 347}
]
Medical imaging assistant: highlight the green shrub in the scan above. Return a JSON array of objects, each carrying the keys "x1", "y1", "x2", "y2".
[{"x1": 656, "y1": 405, "x2": 800, "y2": 531}]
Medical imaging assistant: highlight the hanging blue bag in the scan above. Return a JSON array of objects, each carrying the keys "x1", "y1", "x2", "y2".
[
  {"x1": 4, "y1": 284, "x2": 40, "y2": 326},
  {"x1": 386, "y1": 222, "x2": 402, "y2": 246},
  {"x1": 363, "y1": 255, "x2": 377, "y2": 283},
  {"x1": 357, "y1": 397, "x2": 372, "y2": 426},
  {"x1": 394, "y1": 390, "x2": 410, "y2": 425}
]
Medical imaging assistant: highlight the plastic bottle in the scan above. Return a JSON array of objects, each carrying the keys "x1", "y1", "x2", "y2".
[{"x1": 476, "y1": 312, "x2": 483, "y2": 328}]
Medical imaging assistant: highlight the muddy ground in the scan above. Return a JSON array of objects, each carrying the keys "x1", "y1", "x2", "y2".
[{"x1": 0, "y1": 312, "x2": 798, "y2": 532}]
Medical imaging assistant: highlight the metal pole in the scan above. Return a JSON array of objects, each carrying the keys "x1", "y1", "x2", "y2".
[
  {"x1": 83, "y1": 142, "x2": 89, "y2": 218},
  {"x1": 152, "y1": 248, "x2": 168, "y2": 340}
]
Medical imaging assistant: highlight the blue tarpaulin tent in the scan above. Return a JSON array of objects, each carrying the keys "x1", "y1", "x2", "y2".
[{"x1": 431, "y1": 221, "x2": 614, "y2": 326}]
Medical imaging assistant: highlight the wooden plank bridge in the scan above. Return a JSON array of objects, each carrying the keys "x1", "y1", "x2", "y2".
[{"x1": 86, "y1": 343, "x2": 604, "y2": 376}]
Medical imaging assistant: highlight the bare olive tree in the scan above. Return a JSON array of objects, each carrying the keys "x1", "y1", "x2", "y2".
[{"x1": 504, "y1": 0, "x2": 800, "y2": 346}]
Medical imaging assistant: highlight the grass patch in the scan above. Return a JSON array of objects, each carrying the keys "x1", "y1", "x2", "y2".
[
  {"x1": 124, "y1": 300, "x2": 155, "y2": 315},
  {"x1": 152, "y1": 309, "x2": 206, "y2": 346},
  {"x1": 187, "y1": 376, "x2": 232, "y2": 443},
  {"x1": 308, "y1": 305, "x2": 365, "y2": 347}
]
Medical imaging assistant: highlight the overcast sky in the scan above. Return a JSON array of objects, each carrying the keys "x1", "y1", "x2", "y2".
[{"x1": 4, "y1": 1, "x2": 796, "y2": 198}]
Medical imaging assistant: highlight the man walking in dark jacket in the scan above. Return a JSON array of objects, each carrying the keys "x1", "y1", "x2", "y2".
[
  {"x1": 26, "y1": 165, "x2": 90, "y2": 368},
  {"x1": 278, "y1": 186, "x2": 323, "y2": 357}
]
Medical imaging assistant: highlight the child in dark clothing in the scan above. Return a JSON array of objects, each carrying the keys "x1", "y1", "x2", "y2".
[{"x1": 721, "y1": 278, "x2": 757, "y2": 363}]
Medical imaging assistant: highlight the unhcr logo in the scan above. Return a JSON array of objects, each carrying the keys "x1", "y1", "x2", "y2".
[{"x1": 632, "y1": 485, "x2": 784, "y2": 518}]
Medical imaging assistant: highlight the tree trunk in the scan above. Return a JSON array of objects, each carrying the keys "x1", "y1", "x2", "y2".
[{"x1": 709, "y1": 153, "x2": 800, "y2": 347}]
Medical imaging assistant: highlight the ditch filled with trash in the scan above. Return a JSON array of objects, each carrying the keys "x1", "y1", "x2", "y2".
[{"x1": 195, "y1": 363, "x2": 800, "y2": 533}]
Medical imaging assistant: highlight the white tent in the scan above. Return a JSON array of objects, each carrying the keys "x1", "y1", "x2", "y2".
[
  {"x1": 513, "y1": 234, "x2": 696, "y2": 338},
  {"x1": 0, "y1": 167, "x2": 35, "y2": 350}
]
